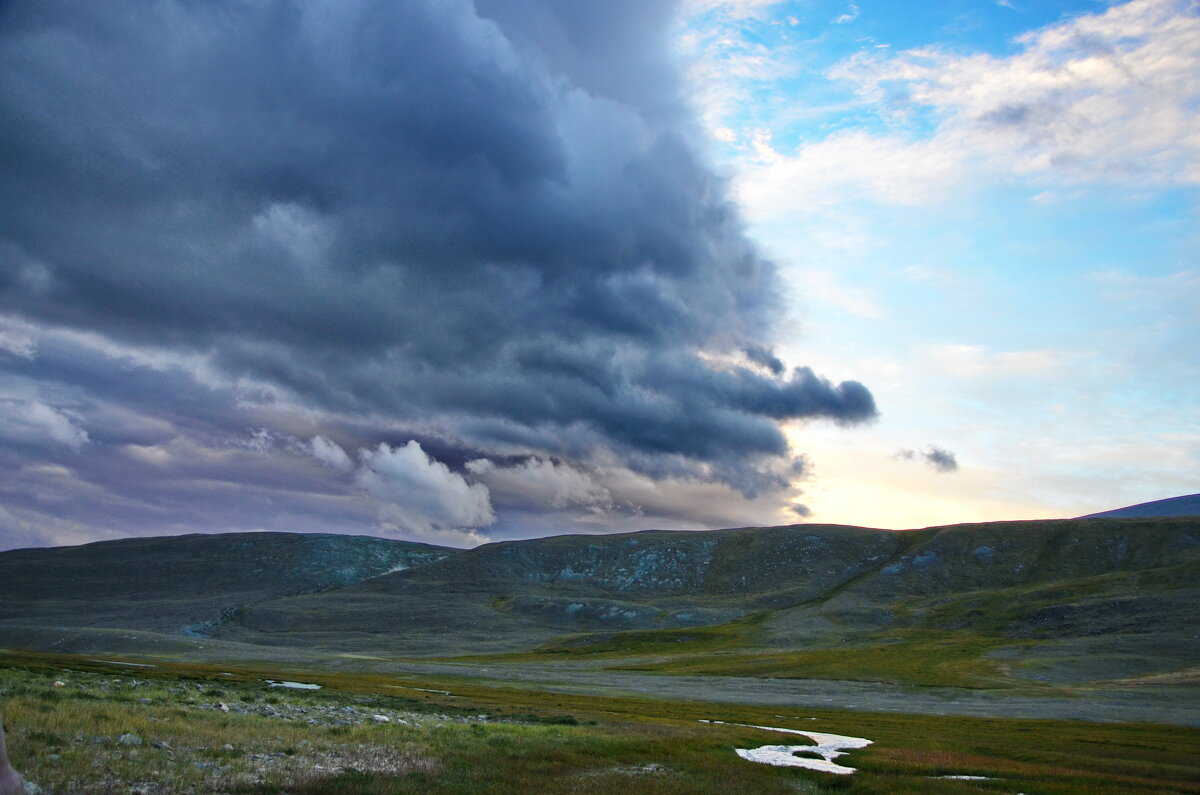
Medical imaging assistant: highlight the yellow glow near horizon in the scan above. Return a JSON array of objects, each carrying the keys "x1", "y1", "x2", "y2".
[{"x1": 784, "y1": 424, "x2": 1068, "y2": 530}]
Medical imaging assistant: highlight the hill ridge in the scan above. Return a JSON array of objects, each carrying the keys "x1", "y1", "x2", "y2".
[
  {"x1": 2, "y1": 516, "x2": 1198, "y2": 686},
  {"x1": 1079, "y1": 492, "x2": 1200, "y2": 519}
]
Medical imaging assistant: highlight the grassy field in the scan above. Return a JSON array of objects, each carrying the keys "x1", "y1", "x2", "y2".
[
  {"x1": 1, "y1": 650, "x2": 1198, "y2": 793},
  {"x1": 443, "y1": 612, "x2": 772, "y2": 663},
  {"x1": 436, "y1": 625, "x2": 1019, "y2": 689},
  {"x1": 604, "y1": 629, "x2": 1024, "y2": 688}
]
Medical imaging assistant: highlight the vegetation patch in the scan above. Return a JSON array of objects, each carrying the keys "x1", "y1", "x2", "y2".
[
  {"x1": 0, "y1": 651, "x2": 1197, "y2": 793},
  {"x1": 614, "y1": 630, "x2": 1022, "y2": 688},
  {"x1": 532, "y1": 613, "x2": 769, "y2": 657}
]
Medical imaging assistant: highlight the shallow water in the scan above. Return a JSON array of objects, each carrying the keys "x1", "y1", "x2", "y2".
[{"x1": 265, "y1": 680, "x2": 322, "y2": 690}]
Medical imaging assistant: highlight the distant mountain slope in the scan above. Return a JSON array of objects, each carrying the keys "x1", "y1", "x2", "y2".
[
  {"x1": 762, "y1": 517, "x2": 1200, "y2": 677},
  {"x1": 218, "y1": 524, "x2": 903, "y2": 653},
  {"x1": 212, "y1": 518, "x2": 1200, "y2": 661},
  {"x1": 0, "y1": 532, "x2": 456, "y2": 635},
  {"x1": 1079, "y1": 493, "x2": 1200, "y2": 519},
  {"x1": 4, "y1": 518, "x2": 1199, "y2": 686}
]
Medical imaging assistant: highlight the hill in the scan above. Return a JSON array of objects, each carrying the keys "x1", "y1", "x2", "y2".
[
  {"x1": 1079, "y1": 493, "x2": 1200, "y2": 519},
  {"x1": 2, "y1": 517, "x2": 1198, "y2": 687},
  {"x1": 201, "y1": 518, "x2": 1200, "y2": 684},
  {"x1": 0, "y1": 531, "x2": 454, "y2": 636}
]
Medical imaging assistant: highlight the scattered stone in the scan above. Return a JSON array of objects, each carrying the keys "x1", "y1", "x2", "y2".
[
  {"x1": 117, "y1": 734, "x2": 143, "y2": 746},
  {"x1": 136, "y1": 698, "x2": 153, "y2": 704},
  {"x1": 372, "y1": 715, "x2": 390, "y2": 724},
  {"x1": 192, "y1": 762, "x2": 222, "y2": 773},
  {"x1": 218, "y1": 703, "x2": 230, "y2": 713},
  {"x1": 626, "y1": 763, "x2": 667, "y2": 775},
  {"x1": 221, "y1": 744, "x2": 234, "y2": 752},
  {"x1": 934, "y1": 775, "x2": 995, "y2": 781},
  {"x1": 151, "y1": 741, "x2": 171, "y2": 750},
  {"x1": 51, "y1": 682, "x2": 65, "y2": 688}
]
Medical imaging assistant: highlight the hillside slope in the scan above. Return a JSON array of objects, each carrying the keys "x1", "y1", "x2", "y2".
[
  {"x1": 209, "y1": 518, "x2": 1200, "y2": 682},
  {"x1": 3, "y1": 518, "x2": 1198, "y2": 686},
  {"x1": 214, "y1": 524, "x2": 902, "y2": 653},
  {"x1": 0, "y1": 532, "x2": 455, "y2": 636},
  {"x1": 1080, "y1": 493, "x2": 1200, "y2": 519}
]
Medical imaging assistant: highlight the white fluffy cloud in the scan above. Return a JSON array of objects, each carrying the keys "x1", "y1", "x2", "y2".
[
  {"x1": 466, "y1": 457, "x2": 616, "y2": 513},
  {"x1": 832, "y1": 3, "x2": 860, "y2": 25},
  {"x1": 310, "y1": 435, "x2": 354, "y2": 473},
  {"x1": 738, "y1": 129, "x2": 963, "y2": 215},
  {"x1": 0, "y1": 398, "x2": 89, "y2": 451},
  {"x1": 737, "y1": 0, "x2": 1200, "y2": 214},
  {"x1": 0, "y1": 315, "x2": 37, "y2": 359},
  {"x1": 355, "y1": 441, "x2": 495, "y2": 540}
]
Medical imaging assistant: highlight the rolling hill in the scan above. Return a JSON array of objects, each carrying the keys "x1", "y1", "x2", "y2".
[
  {"x1": 2, "y1": 512, "x2": 1198, "y2": 687},
  {"x1": 1080, "y1": 492, "x2": 1200, "y2": 519},
  {"x1": 0, "y1": 531, "x2": 453, "y2": 636}
]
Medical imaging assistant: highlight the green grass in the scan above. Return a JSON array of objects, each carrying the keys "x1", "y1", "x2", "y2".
[
  {"x1": 473, "y1": 612, "x2": 770, "y2": 661},
  {"x1": 431, "y1": 606, "x2": 1034, "y2": 689},
  {"x1": 1, "y1": 651, "x2": 1198, "y2": 793},
  {"x1": 412, "y1": 613, "x2": 769, "y2": 667},
  {"x1": 612, "y1": 630, "x2": 1026, "y2": 688}
]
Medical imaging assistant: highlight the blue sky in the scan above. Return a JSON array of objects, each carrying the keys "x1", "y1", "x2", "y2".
[{"x1": 677, "y1": 0, "x2": 1199, "y2": 526}]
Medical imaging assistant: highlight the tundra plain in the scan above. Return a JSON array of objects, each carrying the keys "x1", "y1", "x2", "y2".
[{"x1": 2, "y1": 516, "x2": 1199, "y2": 792}]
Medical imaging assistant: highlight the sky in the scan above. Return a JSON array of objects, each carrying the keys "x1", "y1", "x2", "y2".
[{"x1": 0, "y1": 0, "x2": 1196, "y2": 551}]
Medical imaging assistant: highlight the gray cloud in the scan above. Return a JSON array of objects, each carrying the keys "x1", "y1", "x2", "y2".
[
  {"x1": 923, "y1": 446, "x2": 959, "y2": 472},
  {"x1": 897, "y1": 445, "x2": 959, "y2": 473},
  {"x1": 0, "y1": 0, "x2": 875, "y2": 545},
  {"x1": 787, "y1": 503, "x2": 813, "y2": 519}
]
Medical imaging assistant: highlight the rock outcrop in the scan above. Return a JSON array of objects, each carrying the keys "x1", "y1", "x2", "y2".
[{"x1": 0, "y1": 717, "x2": 26, "y2": 795}]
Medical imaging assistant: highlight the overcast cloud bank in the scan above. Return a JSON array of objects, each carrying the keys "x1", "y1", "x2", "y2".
[{"x1": 0, "y1": 0, "x2": 875, "y2": 548}]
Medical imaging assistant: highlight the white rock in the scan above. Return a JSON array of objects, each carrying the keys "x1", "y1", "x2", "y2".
[{"x1": 372, "y1": 715, "x2": 390, "y2": 724}]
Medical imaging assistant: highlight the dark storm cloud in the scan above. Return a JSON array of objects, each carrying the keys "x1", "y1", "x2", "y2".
[
  {"x1": 0, "y1": 331, "x2": 385, "y2": 549},
  {"x1": 0, "y1": 0, "x2": 875, "y2": 543},
  {"x1": 742, "y1": 343, "x2": 786, "y2": 375}
]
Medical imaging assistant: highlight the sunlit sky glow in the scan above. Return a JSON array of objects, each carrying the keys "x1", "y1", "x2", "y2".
[
  {"x1": 0, "y1": 0, "x2": 1195, "y2": 550},
  {"x1": 681, "y1": 0, "x2": 1199, "y2": 528}
]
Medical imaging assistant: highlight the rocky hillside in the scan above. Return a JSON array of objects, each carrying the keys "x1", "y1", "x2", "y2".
[
  {"x1": 0, "y1": 532, "x2": 454, "y2": 635},
  {"x1": 3, "y1": 516, "x2": 1198, "y2": 685},
  {"x1": 209, "y1": 518, "x2": 1200, "y2": 667}
]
